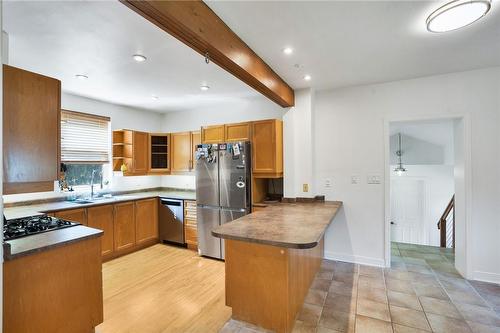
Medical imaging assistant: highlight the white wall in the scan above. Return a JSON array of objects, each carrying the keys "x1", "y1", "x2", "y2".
[
  {"x1": 62, "y1": 93, "x2": 164, "y2": 132},
  {"x1": 453, "y1": 118, "x2": 467, "y2": 277},
  {"x1": 283, "y1": 88, "x2": 315, "y2": 198},
  {"x1": 161, "y1": 96, "x2": 286, "y2": 189},
  {"x1": 314, "y1": 67, "x2": 500, "y2": 282},
  {"x1": 161, "y1": 96, "x2": 285, "y2": 133},
  {"x1": 389, "y1": 134, "x2": 446, "y2": 165}
]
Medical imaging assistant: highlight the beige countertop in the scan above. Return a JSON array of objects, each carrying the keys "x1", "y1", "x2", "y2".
[
  {"x1": 4, "y1": 189, "x2": 196, "y2": 220},
  {"x1": 212, "y1": 201, "x2": 342, "y2": 249}
]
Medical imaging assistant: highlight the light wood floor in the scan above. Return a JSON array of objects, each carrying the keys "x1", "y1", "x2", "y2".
[{"x1": 95, "y1": 244, "x2": 231, "y2": 333}]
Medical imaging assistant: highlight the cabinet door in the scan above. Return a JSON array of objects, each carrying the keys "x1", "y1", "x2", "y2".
[
  {"x1": 135, "y1": 198, "x2": 158, "y2": 245},
  {"x1": 201, "y1": 125, "x2": 225, "y2": 144},
  {"x1": 225, "y1": 122, "x2": 251, "y2": 142},
  {"x1": 55, "y1": 208, "x2": 87, "y2": 226},
  {"x1": 87, "y1": 205, "x2": 114, "y2": 257},
  {"x1": 133, "y1": 131, "x2": 148, "y2": 174},
  {"x1": 190, "y1": 131, "x2": 201, "y2": 171},
  {"x1": 252, "y1": 119, "x2": 283, "y2": 176},
  {"x1": 171, "y1": 132, "x2": 191, "y2": 172},
  {"x1": 3, "y1": 65, "x2": 61, "y2": 194},
  {"x1": 113, "y1": 202, "x2": 136, "y2": 253}
]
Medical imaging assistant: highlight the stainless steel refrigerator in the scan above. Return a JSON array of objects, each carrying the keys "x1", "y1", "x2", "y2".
[{"x1": 195, "y1": 141, "x2": 251, "y2": 259}]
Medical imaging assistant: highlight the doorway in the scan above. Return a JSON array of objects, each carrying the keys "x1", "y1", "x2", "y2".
[{"x1": 385, "y1": 116, "x2": 469, "y2": 277}]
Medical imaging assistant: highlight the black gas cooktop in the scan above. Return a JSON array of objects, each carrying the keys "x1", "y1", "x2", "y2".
[{"x1": 3, "y1": 215, "x2": 80, "y2": 241}]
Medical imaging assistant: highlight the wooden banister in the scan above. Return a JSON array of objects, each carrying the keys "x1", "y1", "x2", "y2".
[{"x1": 437, "y1": 195, "x2": 455, "y2": 248}]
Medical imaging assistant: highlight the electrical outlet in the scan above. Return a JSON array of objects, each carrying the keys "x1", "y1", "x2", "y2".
[
  {"x1": 324, "y1": 178, "x2": 332, "y2": 188},
  {"x1": 303, "y1": 183, "x2": 309, "y2": 192}
]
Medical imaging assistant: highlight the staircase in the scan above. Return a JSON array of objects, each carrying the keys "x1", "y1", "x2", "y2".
[{"x1": 437, "y1": 195, "x2": 455, "y2": 248}]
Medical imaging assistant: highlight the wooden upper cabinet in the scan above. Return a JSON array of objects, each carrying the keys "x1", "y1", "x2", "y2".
[
  {"x1": 252, "y1": 119, "x2": 283, "y2": 177},
  {"x1": 3, "y1": 65, "x2": 61, "y2": 194},
  {"x1": 225, "y1": 122, "x2": 251, "y2": 142},
  {"x1": 55, "y1": 209, "x2": 87, "y2": 226},
  {"x1": 190, "y1": 131, "x2": 201, "y2": 171},
  {"x1": 113, "y1": 202, "x2": 136, "y2": 254},
  {"x1": 171, "y1": 132, "x2": 192, "y2": 173},
  {"x1": 148, "y1": 133, "x2": 170, "y2": 174},
  {"x1": 132, "y1": 131, "x2": 148, "y2": 174},
  {"x1": 201, "y1": 125, "x2": 224, "y2": 144},
  {"x1": 135, "y1": 198, "x2": 158, "y2": 245},
  {"x1": 87, "y1": 204, "x2": 114, "y2": 258}
]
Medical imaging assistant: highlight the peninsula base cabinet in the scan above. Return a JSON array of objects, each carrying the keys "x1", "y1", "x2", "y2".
[{"x1": 50, "y1": 198, "x2": 159, "y2": 261}]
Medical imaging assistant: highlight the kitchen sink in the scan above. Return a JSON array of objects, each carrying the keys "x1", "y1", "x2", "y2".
[{"x1": 73, "y1": 200, "x2": 94, "y2": 204}]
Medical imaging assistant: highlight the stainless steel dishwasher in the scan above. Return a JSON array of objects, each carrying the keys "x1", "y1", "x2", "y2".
[{"x1": 159, "y1": 198, "x2": 184, "y2": 245}]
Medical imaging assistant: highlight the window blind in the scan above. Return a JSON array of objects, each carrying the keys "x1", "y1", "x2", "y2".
[{"x1": 61, "y1": 110, "x2": 110, "y2": 163}]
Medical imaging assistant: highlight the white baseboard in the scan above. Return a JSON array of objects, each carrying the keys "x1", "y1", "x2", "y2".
[
  {"x1": 473, "y1": 271, "x2": 500, "y2": 284},
  {"x1": 324, "y1": 251, "x2": 385, "y2": 267}
]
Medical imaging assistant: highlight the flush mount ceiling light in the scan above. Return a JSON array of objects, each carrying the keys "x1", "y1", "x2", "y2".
[
  {"x1": 132, "y1": 54, "x2": 147, "y2": 62},
  {"x1": 426, "y1": 0, "x2": 491, "y2": 33},
  {"x1": 200, "y1": 85, "x2": 210, "y2": 91},
  {"x1": 304, "y1": 74, "x2": 312, "y2": 81},
  {"x1": 283, "y1": 47, "x2": 293, "y2": 55},
  {"x1": 151, "y1": 95, "x2": 159, "y2": 100},
  {"x1": 75, "y1": 74, "x2": 88, "y2": 80}
]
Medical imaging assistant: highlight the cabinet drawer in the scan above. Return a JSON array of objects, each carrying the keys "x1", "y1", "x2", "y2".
[
  {"x1": 185, "y1": 226, "x2": 197, "y2": 245},
  {"x1": 184, "y1": 200, "x2": 197, "y2": 219},
  {"x1": 185, "y1": 218, "x2": 197, "y2": 228}
]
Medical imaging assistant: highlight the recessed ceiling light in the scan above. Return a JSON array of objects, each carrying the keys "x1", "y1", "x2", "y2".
[
  {"x1": 200, "y1": 85, "x2": 210, "y2": 91},
  {"x1": 426, "y1": 0, "x2": 491, "y2": 33},
  {"x1": 132, "y1": 54, "x2": 147, "y2": 62},
  {"x1": 283, "y1": 47, "x2": 293, "y2": 55},
  {"x1": 151, "y1": 95, "x2": 159, "y2": 100},
  {"x1": 304, "y1": 75, "x2": 312, "y2": 81},
  {"x1": 75, "y1": 74, "x2": 88, "y2": 80}
]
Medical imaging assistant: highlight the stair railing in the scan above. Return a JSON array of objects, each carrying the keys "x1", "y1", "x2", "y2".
[{"x1": 437, "y1": 195, "x2": 455, "y2": 248}]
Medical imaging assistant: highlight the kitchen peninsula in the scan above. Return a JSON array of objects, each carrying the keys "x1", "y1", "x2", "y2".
[{"x1": 212, "y1": 200, "x2": 342, "y2": 333}]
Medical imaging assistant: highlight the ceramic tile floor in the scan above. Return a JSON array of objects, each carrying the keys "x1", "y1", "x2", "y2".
[{"x1": 220, "y1": 242, "x2": 500, "y2": 333}]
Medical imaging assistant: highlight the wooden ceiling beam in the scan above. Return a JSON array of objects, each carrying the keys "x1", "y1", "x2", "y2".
[{"x1": 120, "y1": 0, "x2": 294, "y2": 108}]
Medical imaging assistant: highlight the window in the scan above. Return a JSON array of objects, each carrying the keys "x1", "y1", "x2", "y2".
[{"x1": 60, "y1": 110, "x2": 110, "y2": 187}]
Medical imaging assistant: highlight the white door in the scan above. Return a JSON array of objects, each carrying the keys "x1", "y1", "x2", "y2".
[{"x1": 390, "y1": 178, "x2": 426, "y2": 245}]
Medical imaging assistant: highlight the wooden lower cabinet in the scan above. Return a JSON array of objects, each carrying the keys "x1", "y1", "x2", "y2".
[
  {"x1": 135, "y1": 198, "x2": 158, "y2": 245},
  {"x1": 113, "y1": 202, "x2": 136, "y2": 254},
  {"x1": 4, "y1": 236, "x2": 103, "y2": 333},
  {"x1": 184, "y1": 200, "x2": 198, "y2": 250},
  {"x1": 87, "y1": 205, "x2": 114, "y2": 258},
  {"x1": 55, "y1": 208, "x2": 87, "y2": 226}
]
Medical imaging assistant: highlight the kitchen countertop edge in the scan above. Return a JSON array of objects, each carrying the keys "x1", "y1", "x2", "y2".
[
  {"x1": 212, "y1": 201, "x2": 342, "y2": 249},
  {"x1": 4, "y1": 225, "x2": 103, "y2": 261}
]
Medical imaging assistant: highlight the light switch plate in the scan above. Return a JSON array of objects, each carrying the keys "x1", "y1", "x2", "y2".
[
  {"x1": 303, "y1": 183, "x2": 309, "y2": 192},
  {"x1": 324, "y1": 178, "x2": 332, "y2": 188},
  {"x1": 367, "y1": 175, "x2": 381, "y2": 184},
  {"x1": 351, "y1": 176, "x2": 360, "y2": 185}
]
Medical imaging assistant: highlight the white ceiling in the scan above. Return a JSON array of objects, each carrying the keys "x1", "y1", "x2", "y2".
[
  {"x1": 206, "y1": 0, "x2": 500, "y2": 91},
  {"x1": 390, "y1": 118, "x2": 454, "y2": 148},
  {"x1": 3, "y1": 0, "x2": 259, "y2": 113},
  {"x1": 4, "y1": 1, "x2": 500, "y2": 113}
]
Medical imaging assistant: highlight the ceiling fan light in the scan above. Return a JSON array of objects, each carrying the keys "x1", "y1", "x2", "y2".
[{"x1": 426, "y1": 0, "x2": 491, "y2": 33}]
